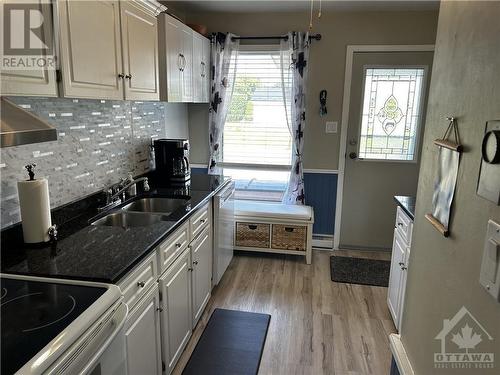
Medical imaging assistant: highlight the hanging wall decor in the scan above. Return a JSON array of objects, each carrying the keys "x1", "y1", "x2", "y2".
[
  {"x1": 425, "y1": 117, "x2": 463, "y2": 237},
  {"x1": 319, "y1": 90, "x2": 327, "y2": 116},
  {"x1": 477, "y1": 120, "x2": 500, "y2": 204}
]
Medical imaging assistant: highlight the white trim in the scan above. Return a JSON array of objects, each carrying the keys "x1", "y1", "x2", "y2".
[
  {"x1": 334, "y1": 44, "x2": 434, "y2": 250},
  {"x1": 303, "y1": 168, "x2": 339, "y2": 174},
  {"x1": 191, "y1": 163, "x2": 208, "y2": 169},
  {"x1": 389, "y1": 334, "x2": 415, "y2": 375}
]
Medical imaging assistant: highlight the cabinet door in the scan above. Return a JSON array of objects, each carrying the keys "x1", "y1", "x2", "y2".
[
  {"x1": 192, "y1": 33, "x2": 203, "y2": 102},
  {"x1": 124, "y1": 285, "x2": 162, "y2": 375},
  {"x1": 58, "y1": 0, "x2": 123, "y2": 99},
  {"x1": 120, "y1": 1, "x2": 159, "y2": 101},
  {"x1": 160, "y1": 14, "x2": 183, "y2": 102},
  {"x1": 191, "y1": 226, "x2": 212, "y2": 327},
  {"x1": 387, "y1": 230, "x2": 405, "y2": 329},
  {"x1": 201, "y1": 37, "x2": 211, "y2": 102},
  {"x1": 159, "y1": 248, "x2": 192, "y2": 373},
  {"x1": 180, "y1": 25, "x2": 193, "y2": 102},
  {"x1": 0, "y1": 0, "x2": 57, "y2": 96}
]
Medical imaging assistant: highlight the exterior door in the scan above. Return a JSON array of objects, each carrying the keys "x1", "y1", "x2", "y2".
[
  {"x1": 120, "y1": 1, "x2": 159, "y2": 101},
  {"x1": 58, "y1": 0, "x2": 123, "y2": 99},
  {"x1": 339, "y1": 51, "x2": 433, "y2": 250}
]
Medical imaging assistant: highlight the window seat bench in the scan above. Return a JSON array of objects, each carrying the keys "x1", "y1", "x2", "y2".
[{"x1": 234, "y1": 200, "x2": 314, "y2": 264}]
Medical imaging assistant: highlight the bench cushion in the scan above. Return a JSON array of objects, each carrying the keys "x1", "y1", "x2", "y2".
[{"x1": 235, "y1": 200, "x2": 313, "y2": 221}]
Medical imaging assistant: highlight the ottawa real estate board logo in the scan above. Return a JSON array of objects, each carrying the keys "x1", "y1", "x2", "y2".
[
  {"x1": 434, "y1": 306, "x2": 495, "y2": 370},
  {"x1": 2, "y1": 1, "x2": 57, "y2": 70}
]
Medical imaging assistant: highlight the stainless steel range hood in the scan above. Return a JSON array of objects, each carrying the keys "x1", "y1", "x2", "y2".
[{"x1": 1, "y1": 97, "x2": 58, "y2": 148}]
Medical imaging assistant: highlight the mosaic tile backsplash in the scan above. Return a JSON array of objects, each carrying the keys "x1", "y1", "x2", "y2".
[{"x1": 1, "y1": 96, "x2": 183, "y2": 229}]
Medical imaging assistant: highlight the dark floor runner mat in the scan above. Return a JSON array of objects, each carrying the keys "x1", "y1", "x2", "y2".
[
  {"x1": 182, "y1": 308, "x2": 271, "y2": 375},
  {"x1": 330, "y1": 255, "x2": 390, "y2": 287}
]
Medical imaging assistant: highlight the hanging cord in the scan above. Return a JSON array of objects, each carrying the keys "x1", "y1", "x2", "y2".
[
  {"x1": 442, "y1": 116, "x2": 461, "y2": 145},
  {"x1": 309, "y1": 0, "x2": 314, "y2": 30},
  {"x1": 318, "y1": 0, "x2": 322, "y2": 19}
]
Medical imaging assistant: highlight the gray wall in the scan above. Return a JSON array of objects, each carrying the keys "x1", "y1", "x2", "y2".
[
  {"x1": 0, "y1": 97, "x2": 187, "y2": 228},
  {"x1": 184, "y1": 10, "x2": 439, "y2": 168},
  {"x1": 401, "y1": 2, "x2": 500, "y2": 374}
]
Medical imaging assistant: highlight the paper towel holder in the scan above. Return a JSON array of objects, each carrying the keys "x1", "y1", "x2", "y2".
[{"x1": 25, "y1": 163, "x2": 36, "y2": 181}]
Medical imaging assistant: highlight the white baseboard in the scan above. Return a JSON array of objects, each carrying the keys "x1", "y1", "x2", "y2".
[
  {"x1": 312, "y1": 234, "x2": 333, "y2": 250},
  {"x1": 389, "y1": 334, "x2": 415, "y2": 375}
]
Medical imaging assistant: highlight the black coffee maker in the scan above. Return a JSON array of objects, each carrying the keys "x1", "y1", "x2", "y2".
[{"x1": 154, "y1": 139, "x2": 191, "y2": 185}]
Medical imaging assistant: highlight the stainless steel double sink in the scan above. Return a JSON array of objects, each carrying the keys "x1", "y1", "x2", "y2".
[{"x1": 91, "y1": 198, "x2": 188, "y2": 228}]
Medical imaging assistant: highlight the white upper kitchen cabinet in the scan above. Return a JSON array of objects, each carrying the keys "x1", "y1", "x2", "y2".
[
  {"x1": 120, "y1": 1, "x2": 160, "y2": 100},
  {"x1": 124, "y1": 285, "x2": 163, "y2": 375},
  {"x1": 0, "y1": 0, "x2": 58, "y2": 96},
  {"x1": 159, "y1": 13, "x2": 192, "y2": 102},
  {"x1": 192, "y1": 32, "x2": 211, "y2": 103},
  {"x1": 57, "y1": 0, "x2": 124, "y2": 100},
  {"x1": 58, "y1": 0, "x2": 163, "y2": 101}
]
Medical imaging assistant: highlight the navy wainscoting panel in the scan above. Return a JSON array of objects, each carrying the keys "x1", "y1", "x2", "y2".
[
  {"x1": 304, "y1": 172, "x2": 337, "y2": 235},
  {"x1": 191, "y1": 167, "x2": 208, "y2": 175},
  {"x1": 390, "y1": 357, "x2": 400, "y2": 375}
]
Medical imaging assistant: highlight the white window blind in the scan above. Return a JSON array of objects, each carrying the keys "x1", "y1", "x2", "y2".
[{"x1": 222, "y1": 46, "x2": 293, "y2": 201}]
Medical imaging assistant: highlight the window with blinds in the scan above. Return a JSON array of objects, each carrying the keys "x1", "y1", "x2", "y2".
[{"x1": 223, "y1": 45, "x2": 292, "y2": 201}]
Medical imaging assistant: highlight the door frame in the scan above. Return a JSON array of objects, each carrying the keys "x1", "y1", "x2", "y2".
[{"x1": 333, "y1": 45, "x2": 435, "y2": 250}]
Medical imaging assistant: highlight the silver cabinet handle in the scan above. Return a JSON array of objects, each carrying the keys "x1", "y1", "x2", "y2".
[
  {"x1": 175, "y1": 243, "x2": 182, "y2": 248},
  {"x1": 137, "y1": 281, "x2": 145, "y2": 288},
  {"x1": 188, "y1": 267, "x2": 193, "y2": 272},
  {"x1": 397, "y1": 222, "x2": 404, "y2": 227},
  {"x1": 118, "y1": 73, "x2": 124, "y2": 78},
  {"x1": 178, "y1": 54, "x2": 184, "y2": 71},
  {"x1": 200, "y1": 218, "x2": 207, "y2": 224},
  {"x1": 193, "y1": 260, "x2": 199, "y2": 265},
  {"x1": 125, "y1": 74, "x2": 132, "y2": 79},
  {"x1": 156, "y1": 307, "x2": 163, "y2": 312},
  {"x1": 398, "y1": 262, "x2": 404, "y2": 266},
  {"x1": 401, "y1": 266, "x2": 408, "y2": 271}
]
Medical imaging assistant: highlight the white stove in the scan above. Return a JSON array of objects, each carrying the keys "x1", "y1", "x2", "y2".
[{"x1": 0, "y1": 274, "x2": 128, "y2": 375}]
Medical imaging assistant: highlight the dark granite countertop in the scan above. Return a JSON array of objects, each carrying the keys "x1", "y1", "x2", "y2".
[
  {"x1": 1, "y1": 174, "x2": 229, "y2": 283},
  {"x1": 394, "y1": 195, "x2": 416, "y2": 220}
]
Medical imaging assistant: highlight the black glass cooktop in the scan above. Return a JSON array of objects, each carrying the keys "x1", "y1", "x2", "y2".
[{"x1": 1, "y1": 277, "x2": 107, "y2": 375}]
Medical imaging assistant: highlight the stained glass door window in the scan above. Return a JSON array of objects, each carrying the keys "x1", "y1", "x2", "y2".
[{"x1": 358, "y1": 67, "x2": 426, "y2": 161}]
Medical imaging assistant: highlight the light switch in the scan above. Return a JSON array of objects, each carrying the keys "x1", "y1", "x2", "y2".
[
  {"x1": 326, "y1": 121, "x2": 338, "y2": 134},
  {"x1": 479, "y1": 220, "x2": 500, "y2": 302}
]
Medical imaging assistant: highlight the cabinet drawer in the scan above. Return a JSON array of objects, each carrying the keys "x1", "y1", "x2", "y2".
[
  {"x1": 395, "y1": 206, "x2": 413, "y2": 244},
  {"x1": 190, "y1": 203, "x2": 210, "y2": 239},
  {"x1": 119, "y1": 252, "x2": 158, "y2": 310},
  {"x1": 271, "y1": 224, "x2": 307, "y2": 251},
  {"x1": 235, "y1": 222, "x2": 270, "y2": 248},
  {"x1": 157, "y1": 221, "x2": 190, "y2": 274}
]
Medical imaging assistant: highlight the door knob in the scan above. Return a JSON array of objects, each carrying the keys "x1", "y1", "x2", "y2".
[{"x1": 349, "y1": 152, "x2": 357, "y2": 159}]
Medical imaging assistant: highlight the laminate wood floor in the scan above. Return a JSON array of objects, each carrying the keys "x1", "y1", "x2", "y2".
[{"x1": 173, "y1": 250, "x2": 396, "y2": 375}]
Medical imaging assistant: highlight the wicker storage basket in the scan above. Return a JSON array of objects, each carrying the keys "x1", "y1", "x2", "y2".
[
  {"x1": 235, "y1": 222, "x2": 270, "y2": 248},
  {"x1": 271, "y1": 224, "x2": 307, "y2": 251}
]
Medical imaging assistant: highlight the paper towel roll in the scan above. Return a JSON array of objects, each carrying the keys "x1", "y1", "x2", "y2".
[{"x1": 17, "y1": 178, "x2": 52, "y2": 243}]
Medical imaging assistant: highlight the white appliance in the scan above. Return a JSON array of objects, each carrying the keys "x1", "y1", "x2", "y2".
[
  {"x1": 213, "y1": 181, "x2": 235, "y2": 286},
  {"x1": 1, "y1": 274, "x2": 128, "y2": 375}
]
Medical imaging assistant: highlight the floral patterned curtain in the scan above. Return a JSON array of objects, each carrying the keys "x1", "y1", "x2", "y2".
[
  {"x1": 208, "y1": 32, "x2": 239, "y2": 175},
  {"x1": 281, "y1": 32, "x2": 310, "y2": 204}
]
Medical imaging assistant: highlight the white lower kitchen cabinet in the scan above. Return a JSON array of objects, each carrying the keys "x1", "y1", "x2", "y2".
[
  {"x1": 159, "y1": 248, "x2": 192, "y2": 374},
  {"x1": 387, "y1": 206, "x2": 413, "y2": 331},
  {"x1": 191, "y1": 225, "x2": 213, "y2": 327},
  {"x1": 124, "y1": 284, "x2": 162, "y2": 375}
]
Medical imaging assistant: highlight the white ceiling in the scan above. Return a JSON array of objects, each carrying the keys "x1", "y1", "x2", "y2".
[{"x1": 164, "y1": 0, "x2": 440, "y2": 14}]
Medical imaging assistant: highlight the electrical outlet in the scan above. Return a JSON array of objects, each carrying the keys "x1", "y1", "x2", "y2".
[{"x1": 326, "y1": 121, "x2": 338, "y2": 134}]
